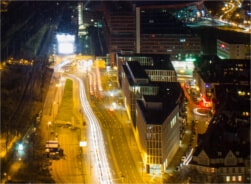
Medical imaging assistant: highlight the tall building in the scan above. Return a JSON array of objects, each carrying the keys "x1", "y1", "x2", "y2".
[
  {"x1": 118, "y1": 54, "x2": 184, "y2": 173},
  {"x1": 101, "y1": 2, "x2": 201, "y2": 61},
  {"x1": 135, "y1": 83, "x2": 181, "y2": 173},
  {"x1": 136, "y1": 7, "x2": 201, "y2": 60},
  {"x1": 102, "y1": 2, "x2": 136, "y2": 53}
]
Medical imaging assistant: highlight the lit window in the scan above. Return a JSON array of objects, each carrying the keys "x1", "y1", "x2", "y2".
[
  {"x1": 211, "y1": 168, "x2": 215, "y2": 173},
  {"x1": 226, "y1": 176, "x2": 230, "y2": 182},
  {"x1": 238, "y1": 90, "x2": 245, "y2": 96},
  {"x1": 180, "y1": 38, "x2": 186, "y2": 43},
  {"x1": 242, "y1": 112, "x2": 249, "y2": 116},
  {"x1": 238, "y1": 176, "x2": 242, "y2": 182},
  {"x1": 232, "y1": 176, "x2": 236, "y2": 182}
]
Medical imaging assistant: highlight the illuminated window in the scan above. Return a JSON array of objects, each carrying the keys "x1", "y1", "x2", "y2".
[
  {"x1": 232, "y1": 176, "x2": 236, "y2": 182},
  {"x1": 242, "y1": 112, "x2": 249, "y2": 116},
  {"x1": 226, "y1": 176, "x2": 230, "y2": 182},
  {"x1": 238, "y1": 90, "x2": 245, "y2": 96},
  {"x1": 211, "y1": 168, "x2": 215, "y2": 173},
  {"x1": 238, "y1": 176, "x2": 242, "y2": 182},
  {"x1": 180, "y1": 38, "x2": 186, "y2": 43}
]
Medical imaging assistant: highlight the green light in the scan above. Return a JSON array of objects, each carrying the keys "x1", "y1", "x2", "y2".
[{"x1": 185, "y1": 58, "x2": 196, "y2": 62}]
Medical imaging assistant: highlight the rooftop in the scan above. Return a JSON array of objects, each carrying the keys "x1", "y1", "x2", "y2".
[
  {"x1": 197, "y1": 55, "x2": 250, "y2": 83},
  {"x1": 193, "y1": 114, "x2": 250, "y2": 161},
  {"x1": 137, "y1": 82, "x2": 182, "y2": 125},
  {"x1": 117, "y1": 53, "x2": 172, "y2": 69},
  {"x1": 126, "y1": 61, "x2": 149, "y2": 82}
]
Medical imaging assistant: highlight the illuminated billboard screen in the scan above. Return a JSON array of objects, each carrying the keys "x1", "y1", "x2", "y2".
[
  {"x1": 56, "y1": 34, "x2": 75, "y2": 54},
  {"x1": 58, "y1": 43, "x2": 74, "y2": 54}
]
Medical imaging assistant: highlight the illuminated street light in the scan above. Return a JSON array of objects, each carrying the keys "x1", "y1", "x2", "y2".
[
  {"x1": 16, "y1": 143, "x2": 25, "y2": 161},
  {"x1": 48, "y1": 121, "x2": 51, "y2": 129},
  {"x1": 18, "y1": 143, "x2": 24, "y2": 151},
  {"x1": 80, "y1": 141, "x2": 87, "y2": 147}
]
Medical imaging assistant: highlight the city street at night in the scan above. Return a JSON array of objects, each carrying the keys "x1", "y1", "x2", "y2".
[{"x1": 1, "y1": 1, "x2": 250, "y2": 183}]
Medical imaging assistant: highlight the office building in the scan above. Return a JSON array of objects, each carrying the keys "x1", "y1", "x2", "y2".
[
  {"x1": 118, "y1": 54, "x2": 183, "y2": 173},
  {"x1": 217, "y1": 38, "x2": 251, "y2": 59},
  {"x1": 100, "y1": 2, "x2": 201, "y2": 61}
]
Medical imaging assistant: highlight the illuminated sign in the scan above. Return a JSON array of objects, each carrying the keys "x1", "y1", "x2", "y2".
[
  {"x1": 58, "y1": 43, "x2": 74, "y2": 54},
  {"x1": 56, "y1": 34, "x2": 75, "y2": 54},
  {"x1": 56, "y1": 34, "x2": 75, "y2": 42}
]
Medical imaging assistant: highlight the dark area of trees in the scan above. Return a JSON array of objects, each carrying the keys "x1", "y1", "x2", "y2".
[{"x1": 1, "y1": 1, "x2": 65, "y2": 60}]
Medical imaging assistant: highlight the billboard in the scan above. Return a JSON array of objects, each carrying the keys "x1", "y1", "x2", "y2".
[{"x1": 56, "y1": 34, "x2": 75, "y2": 54}]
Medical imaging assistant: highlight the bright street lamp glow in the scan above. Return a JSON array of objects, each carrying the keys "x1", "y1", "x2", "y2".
[
  {"x1": 18, "y1": 144, "x2": 24, "y2": 151},
  {"x1": 80, "y1": 141, "x2": 87, "y2": 147}
]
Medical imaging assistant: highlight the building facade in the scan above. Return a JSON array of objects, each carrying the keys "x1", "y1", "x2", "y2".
[
  {"x1": 190, "y1": 144, "x2": 250, "y2": 183},
  {"x1": 217, "y1": 39, "x2": 251, "y2": 59},
  {"x1": 136, "y1": 97, "x2": 180, "y2": 173},
  {"x1": 119, "y1": 54, "x2": 183, "y2": 173},
  {"x1": 193, "y1": 56, "x2": 250, "y2": 112},
  {"x1": 101, "y1": 2, "x2": 201, "y2": 60}
]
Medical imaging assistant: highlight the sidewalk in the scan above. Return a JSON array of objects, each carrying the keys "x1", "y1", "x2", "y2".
[{"x1": 164, "y1": 122, "x2": 192, "y2": 180}]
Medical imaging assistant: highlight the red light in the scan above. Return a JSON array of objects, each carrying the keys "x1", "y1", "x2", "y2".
[
  {"x1": 220, "y1": 43, "x2": 225, "y2": 48},
  {"x1": 202, "y1": 97, "x2": 212, "y2": 108}
]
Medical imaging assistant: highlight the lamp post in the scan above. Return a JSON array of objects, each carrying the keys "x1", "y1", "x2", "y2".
[
  {"x1": 79, "y1": 140, "x2": 87, "y2": 183},
  {"x1": 47, "y1": 121, "x2": 51, "y2": 129}
]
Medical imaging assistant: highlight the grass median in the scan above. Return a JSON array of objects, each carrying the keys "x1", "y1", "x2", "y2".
[{"x1": 56, "y1": 79, "x2": 74, "y2": 122}]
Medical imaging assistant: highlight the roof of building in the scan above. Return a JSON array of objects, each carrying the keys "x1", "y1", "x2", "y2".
[
  {"x1": 192, "y1": 113, "x2": 250, "y2": 162},
  {"x1": 126, "y1": 61, "x2": 149, "y2": 81},
  {"x1": 192, "y1": 142, "x2": 250, "y2": 165},
  {"x1": 214, "y1": 84, "x2": 250, "y2": 112},
  {"x1": 136, "y1": 82, "x2": 182, "y2": 124},
  {"x1": 196, "y1": 55, "x2": 250, "y2": 83},
  {"x1": 122, "y1": 62, "x2": 149, "y2": 86},
  {"x1": 118, "y1": 53, "x2": 173, "y2": 70},
  {"x1": 140, "y1": 9, "x2": 193, "y2": 34}
]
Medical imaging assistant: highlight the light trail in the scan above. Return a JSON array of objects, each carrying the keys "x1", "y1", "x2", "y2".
[
  {"x1": 96, "y1": 65, "x2": 103, "y2": 94},
  {"x1": 193, "y1": 108, "x2": 210, "y2": 116},
  {"x1": 55, "y1": 57, "x2": 113, "y2": 184},
  {"x1": 88, "y1": 72, "x2": 94, "y2": 96},
  {"x1": 183, "y1": 148, "x2": 193, "y2": 166},
  {"x1": 71, "y1": 74, "x2": 113, "y2": 184}
]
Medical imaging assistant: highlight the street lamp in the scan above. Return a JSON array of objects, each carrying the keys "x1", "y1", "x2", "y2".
[
  {"x1": 79, "y1": 140, "x2": 87, "y2": 183},
  {"x1": 48, "y1": 121, "x2": 51, "y2": 129}
]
